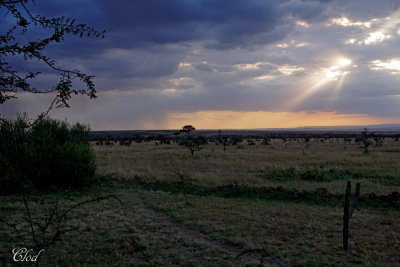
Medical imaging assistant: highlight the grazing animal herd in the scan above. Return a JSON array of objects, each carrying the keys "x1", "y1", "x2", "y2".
[
  {"x1": 92, "y1": 128, "x2": 400, "y2": 154},
  {"x1": 95, "y1": 140, "x2": 132, "y2": 146}
]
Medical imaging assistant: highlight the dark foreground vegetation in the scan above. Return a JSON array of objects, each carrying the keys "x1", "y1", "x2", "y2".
[
  {"x1": 0, "y1": 116, "x2": 96, "y2": 193},
  {"x1": 1, "y1": 124, "x2": 400, "y2": 266}
]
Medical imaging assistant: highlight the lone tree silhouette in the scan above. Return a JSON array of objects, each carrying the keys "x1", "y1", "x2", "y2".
[
  {"x1": 361, "y1": 128, "x2": 372, "y2": 154},
  {"x1": 179, "y1": 135, "x2": 207, "y2": 156},
  {"x1": 180, "y1": 125, "x2": 196, "y2": 134},
  {"x1": 178, "y1": 125, "x2": 206, "y2": 156},
  {"x1": 0, "y1": 0, "x2": 105, "y2": 118}
]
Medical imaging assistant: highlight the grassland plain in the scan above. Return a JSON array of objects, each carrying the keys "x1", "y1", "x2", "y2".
[
  {"x1": 95, "y1": 138, "x2": 400, "y2": 194},
  {"x1": 0, "y1": 138, "x2": 399, "y2": 266}
]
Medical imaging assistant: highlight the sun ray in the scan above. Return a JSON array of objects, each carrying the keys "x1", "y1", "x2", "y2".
[
  {"x1": 329, "y1": 73, "x2": 347, "y2": 106},
  {"x1": 284, "y1": 56, "x2": 352, "y2": 111}
]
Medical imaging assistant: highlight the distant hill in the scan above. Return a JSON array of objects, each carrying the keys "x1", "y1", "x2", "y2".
[{"x1": 289, "y1": 124, "x2": 400, "y2": 132}]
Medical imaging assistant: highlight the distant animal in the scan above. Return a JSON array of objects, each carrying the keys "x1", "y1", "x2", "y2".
[
  {"x1": 160, "y1": 140, "x2": 171, "y2": 145},
  {"x1": 121, "y1": 140, "x2": 132, "y2": 146},
  {"x1": 104, "y1": 141, "x2": 113, "y2": 146}
]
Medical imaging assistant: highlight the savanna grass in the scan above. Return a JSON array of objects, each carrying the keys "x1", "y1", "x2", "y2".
[{"x1": 94, "y1": 138, "x2": 400, "y2": 194}]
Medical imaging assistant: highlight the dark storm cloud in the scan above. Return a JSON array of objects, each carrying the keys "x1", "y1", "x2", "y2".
[
  {"x1": 97, "y1": 0, "x2": 282, "y2": 48},
  {"x1": 0, "y1": 0, "x2": 323, "y2": 94},
  {"x1": 26, "y1": 0, "x2": 330, "y2": 53},
  {"x1": 10, "y1": 0, "x2": 331, "y2": 91}
]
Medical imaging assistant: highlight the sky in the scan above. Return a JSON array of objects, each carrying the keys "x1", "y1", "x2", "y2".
[{"x1": 2, "y1": 0, "x2": 400, "y2": 130}]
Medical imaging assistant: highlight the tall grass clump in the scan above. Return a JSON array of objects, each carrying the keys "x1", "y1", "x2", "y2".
[{"x1": 0, "y1": 116, "x2": 96, "y2": 193}]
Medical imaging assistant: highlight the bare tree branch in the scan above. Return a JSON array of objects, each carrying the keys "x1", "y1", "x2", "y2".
[{"x1": 0, "y1": 0, "x2": 104, "y2": 115}]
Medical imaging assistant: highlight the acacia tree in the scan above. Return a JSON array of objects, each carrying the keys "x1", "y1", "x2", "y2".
[
  {"x1": 179, "y1": 135, "x2": 207, "y2": 156},
  {"x1": 0, "y1": 0, "x2": 105, "y2": 118},
  {"x1": 180, "y1": 125, "x2": 196, "y2": 134},
  {"x1": 178, "y1": 125, "x2": 207, "y2": 156},
  {"x1": 361, "y1": 128, "x2": 372, "y2": 154}
]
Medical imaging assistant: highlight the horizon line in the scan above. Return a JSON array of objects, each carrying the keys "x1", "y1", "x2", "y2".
[{"x1": 91, "y1": 123, "x2": 400, "y2": 132}]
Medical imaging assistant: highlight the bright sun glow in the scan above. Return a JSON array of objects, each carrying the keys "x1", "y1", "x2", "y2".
[
  {"x1": 324, "y1": 69, "x2": 348, "y2": 80},
  {"x1": 337, "y1": 57, "x2": 352, "y2": 67},
  {"x1": 321, "y1": 57, "x2": 352, "y2": 81},
  {"x1": 284, "y1": 56, "x2": 353, "y2": 111}
]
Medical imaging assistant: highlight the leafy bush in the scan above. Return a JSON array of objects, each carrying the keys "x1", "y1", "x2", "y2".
[{"x1": 0, "y1": 116, "x2": 96, "y2": 193}]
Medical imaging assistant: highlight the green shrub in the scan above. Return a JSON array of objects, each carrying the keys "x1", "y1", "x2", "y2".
[{"x1": 0, "y1": 116, "x2": 96, "y2": 193}]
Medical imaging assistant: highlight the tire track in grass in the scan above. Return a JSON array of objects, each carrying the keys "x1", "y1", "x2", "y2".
[{"x1": 127, "y1": 190, "x2": 285, "y2": 266}]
